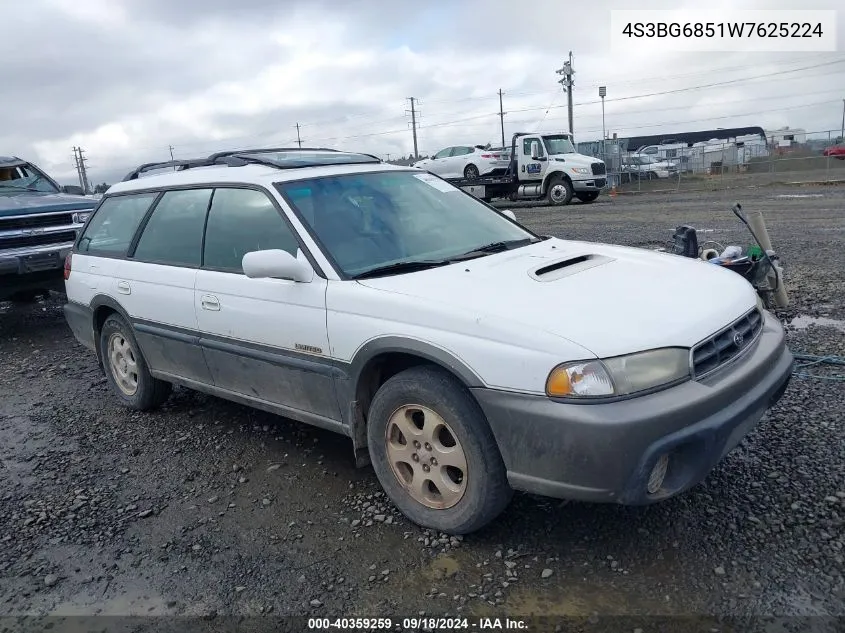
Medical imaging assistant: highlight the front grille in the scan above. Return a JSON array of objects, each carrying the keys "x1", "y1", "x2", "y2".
[
  {"x1": 0, "y1": 230, "x2": 77, "y2": 250},
  {"x1": 691, "y1": 308, "x2": 763, "y2": 378},
  {"x1": 0, "y1": 212, "x2": 74, "y2": 231},
  {"x1": 591, "y1": 162, "x2": 606, "y2": 175},
  {"x1": 595, "y1": 178, "x2": 606, "y2": 188}
]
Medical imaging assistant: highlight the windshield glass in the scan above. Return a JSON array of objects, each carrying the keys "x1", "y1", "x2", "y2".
[
  {"x1": 276, "y1": 171, "x2": 537, "y2": 277},
  {"x1": 542, "y1": 135, "x2": 576, "y2": 155},
  {"x1": 0, "y1": 163, "x2": 59, "y2": 193}
]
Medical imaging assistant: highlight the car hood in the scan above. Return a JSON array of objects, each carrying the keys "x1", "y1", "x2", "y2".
[
  {"x1": 356, "y1": 238, "x2": 758, "y2": 358},
  {"x1": 549, "y1": 153, "x2": 603, "y2": 168},
  {"x1": 0, "y1": 191, "x2": 97, "y2": 217}
]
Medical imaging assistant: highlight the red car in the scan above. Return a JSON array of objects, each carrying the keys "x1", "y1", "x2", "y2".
[{"x1": 822, "y1": 145, "x2": 845, "y2": 159}]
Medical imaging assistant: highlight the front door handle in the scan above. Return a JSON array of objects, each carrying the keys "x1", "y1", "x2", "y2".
[
  {"x1": 117, "y1": 280, "x2": 131, "y2": 295},
  {"x1": 201, "y1": 294, "x2": 220, "y2": 311}
]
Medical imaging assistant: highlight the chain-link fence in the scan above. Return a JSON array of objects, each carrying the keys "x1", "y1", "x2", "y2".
[{"x1": 578, "y1": 128, "x2": 845, "y2": 194}]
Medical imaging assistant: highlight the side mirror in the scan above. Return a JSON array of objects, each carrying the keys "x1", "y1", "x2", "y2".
[
  {"x1": 61, "y1": 185, "x2": 85, "y2": 195},
  {"x1": 501, "y1": 209, "x2": 517, "y2": 221},
  {"x1": 242, "y1": 249, "x2": 313, "y2": 282}
]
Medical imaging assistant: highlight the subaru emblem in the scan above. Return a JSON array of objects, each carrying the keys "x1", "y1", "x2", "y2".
[{"x1": 733, "y1": 332, "x2": 745, "y2": 347}]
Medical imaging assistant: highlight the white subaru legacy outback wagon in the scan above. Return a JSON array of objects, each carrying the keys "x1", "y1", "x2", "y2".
[{"x1": 63, "y1": 148, "x2": 793, "y2": 534}]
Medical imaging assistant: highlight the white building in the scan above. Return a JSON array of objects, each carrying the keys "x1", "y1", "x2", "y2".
[{"x1": 764, "y1": 127, "x2": 807, "y2": 148}]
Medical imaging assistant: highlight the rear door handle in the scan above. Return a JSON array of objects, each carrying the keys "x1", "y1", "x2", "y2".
[
  {"x1": 117, "y1": 280, "x2": 131, "y2": 294},
  {"x1": 201, "y1": 294, "x2": 220, "y2": 311}
]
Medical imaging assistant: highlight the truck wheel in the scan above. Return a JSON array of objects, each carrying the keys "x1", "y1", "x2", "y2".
[
  {"x1": 575, "y1": 192, "x2": 599, "y2": 203},
  {"x1": 99, "y1": 314, "x2": 172, "y2": 411},
  {"x1": 366, "y1": 365, "x2": 512, "y2": 535},
  {"x1": 463, "y1": 164, "x2": 480, "y2": 179},
  {"x1": 545, "y1": 175, "x2": 573, "y2": 206},
  {"x1": 647, "y1": 171, "x2": 657, "y2": 180}
]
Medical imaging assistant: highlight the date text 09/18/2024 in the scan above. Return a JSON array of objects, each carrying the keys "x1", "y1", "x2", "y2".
[{"x1": 307, "y1": 617, "x2": 528, "y2": 630}]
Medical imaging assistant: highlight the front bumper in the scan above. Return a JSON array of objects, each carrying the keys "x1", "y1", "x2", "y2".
[
  {"x1": 572, "y1": 178, "x2": 606, "y2": 191},
  {"x1": 471, "y1": 312, "x2": 793, "y2": 504},
  {"x1": 0, "y1": 243, "x2": 74, "y2": 299}
]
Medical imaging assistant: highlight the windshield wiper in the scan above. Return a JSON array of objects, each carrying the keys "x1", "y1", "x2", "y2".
[
  {"x1": 351, "y1": 259, "x2": 452, "y2": 279},
  {"x1": 450, "y1": 238, "x2": 537, "y2": 261}
]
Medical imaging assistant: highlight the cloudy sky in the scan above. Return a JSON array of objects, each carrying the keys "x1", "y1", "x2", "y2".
[{"x1": 2, "y1": 0, "x2": 844, "y2": 185}]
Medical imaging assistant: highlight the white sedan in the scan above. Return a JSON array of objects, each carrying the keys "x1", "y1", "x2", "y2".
[{"x1": 412, "y1": 145, "x2": 510, "y2": 179}]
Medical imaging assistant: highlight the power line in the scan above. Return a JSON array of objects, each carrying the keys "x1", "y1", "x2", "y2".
[
  {"x1": 575, "y1": 59, "x2": 845, "y2": 108},
  {"x1": 471, "y1": 99, "x2": 845, "y2": 139},
  {"x1": 107, "y1": 57, "x2": 845, "y2": 157}
]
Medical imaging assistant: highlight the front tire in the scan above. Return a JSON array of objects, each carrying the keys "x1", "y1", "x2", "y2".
[
  {"x1": 545, "y1": 175, "x2": 573, "y2": 206},
  {"x1": 99, "y1": 314, "x2": 172, "y2": 411},
  {"x1": 366, "y1": 365, "x2": 512, "y2": 534}
]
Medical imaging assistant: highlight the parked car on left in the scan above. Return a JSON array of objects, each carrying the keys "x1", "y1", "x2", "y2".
[{"x1": 0, "y1": 156, "x2": 96, "y2": 302}]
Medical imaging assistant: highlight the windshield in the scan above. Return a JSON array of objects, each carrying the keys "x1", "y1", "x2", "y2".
[
  {"x1": 276, "y1": 171, "x2": 537, "y2": 278},
  {"x1": 630, "y1": 155, "x2": 658, "y2": 165},
  {"x1": 0, "y1": 163, "x2": 59, "y2": 194},
  {"x1": 542, "y1": 135, "x2": 576, "y2": 155}
]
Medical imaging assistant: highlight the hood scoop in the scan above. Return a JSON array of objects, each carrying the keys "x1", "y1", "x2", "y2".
[{"x1": 529, "y1": 253, "x2": 614, "y2": 281}]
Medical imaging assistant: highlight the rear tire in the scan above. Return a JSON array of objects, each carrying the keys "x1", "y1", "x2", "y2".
[
  {"x1": 464, "y1": 164, "x2": 480, "y2": 179},
  {"x1": 366, "y1": 365, "x2": 512, "y2": 535},
  {"x1": 545, "y1": 175, "x2": 573, "y2": 206},
  {"x1": 99, "y1": 314, "x2": 172, "y2": 411}
]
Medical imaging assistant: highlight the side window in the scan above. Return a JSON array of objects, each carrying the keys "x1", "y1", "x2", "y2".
[
  {"x1": 133, "y1": 188, "x2": 211, "y2": 267},
  {"x1": 522, "y1": 138, "x2": 544, "y2": 157},
  {"x1": 433, "y1": 148, "x2": 451, "y2": 159},
  {"x1": 450, "y1": 147, "x2": 469, "y2": 157},
  {"x1": 77, "y1": 193, "x2": 158, "y2": 257},
  {"x1": 203, "y1": 188, "x2": 299, "y2": 273}
]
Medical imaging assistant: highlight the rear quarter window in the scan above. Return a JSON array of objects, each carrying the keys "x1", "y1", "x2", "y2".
[{"x1": 77, "y1": 193, "x2": 158, "y2": 257}]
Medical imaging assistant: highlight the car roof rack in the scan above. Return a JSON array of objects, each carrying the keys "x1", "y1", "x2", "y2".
[
  {"x1": 122, "y1": 158, "x2": 218, "y2": 181},
  {"x1": 121, "y1": 148, "x2": 383, "y2": 182}
]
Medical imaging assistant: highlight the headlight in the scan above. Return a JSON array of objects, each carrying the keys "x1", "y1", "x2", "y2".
[
  {"x1": 546, "y1": 348, "x2": 690, "y2": 399},
  {"x1": 570, "y1": 167, "x2": 590, "y2": 175},
  {"x1": 72, "y1": 211, "x2": 91, "y2": 224}
]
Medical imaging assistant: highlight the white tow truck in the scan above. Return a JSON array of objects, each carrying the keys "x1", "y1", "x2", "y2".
[{"x1": 436, "y1": 132, "x2": 607, "y2": 205}]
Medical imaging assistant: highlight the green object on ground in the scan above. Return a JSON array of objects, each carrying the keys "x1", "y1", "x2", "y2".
[{"x1": 748, "y1": 245, "x2": 763, "y2": 259}]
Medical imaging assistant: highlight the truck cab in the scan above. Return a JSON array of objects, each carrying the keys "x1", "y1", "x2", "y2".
[
  {"x1": 1, "y1": 156, "x2": 97, "y2": 302},
  {"x1": 514, "y1": 133, "x2": 606, "y2": 204}
]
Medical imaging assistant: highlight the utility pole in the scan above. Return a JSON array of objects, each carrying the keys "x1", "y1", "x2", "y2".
[
  {"x1": 599, "y1": 86, "x2": 607, "y2": 161},
  {"x1": 72, "y1": 147, "x2": 90, "y2": 194},
  {"x1": 406, "y1": 97, "x2": 419, "y2": 159},
  {"x1": 556, "y1": 52, "x2": 575, "y2": 141},
  {"x1": 295, "y1": 123, "x2": 302, "y2": 148},
  {"x1": 840, "y1": 99, "x2": 844, "y2": 142},
  {"x1": 498, "y1": 89, "x2": 507, "y2": 148},
  {"x1": 169, "y1": 145, "x2": 176, "y2": 171},
  {"x1": 72, "y1": 147, "x2": 84, "y2": 191}
]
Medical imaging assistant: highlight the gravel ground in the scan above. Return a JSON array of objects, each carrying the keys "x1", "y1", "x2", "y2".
[{"x1": 0, "y1": 185, "x2": 843, "y2": 627}]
